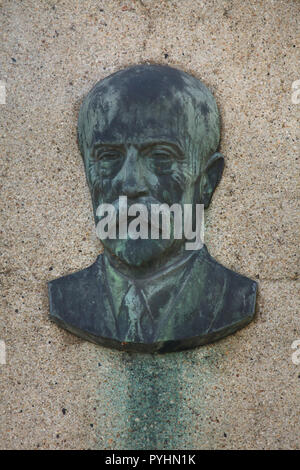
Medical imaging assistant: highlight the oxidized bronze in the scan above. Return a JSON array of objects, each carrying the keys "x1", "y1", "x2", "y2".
[{"x1": 48, "y1": 65, "x2": 257, "y2": 352}]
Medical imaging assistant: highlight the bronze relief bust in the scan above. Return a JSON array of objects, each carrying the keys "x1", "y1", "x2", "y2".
[{"x1": 48, "y1": 65, "x2": 257, "y2": 352}]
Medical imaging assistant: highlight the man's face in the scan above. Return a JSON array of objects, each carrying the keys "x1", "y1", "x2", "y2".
[{"x1": 84, "y1": 89, "x2": 203, "y2": 267}]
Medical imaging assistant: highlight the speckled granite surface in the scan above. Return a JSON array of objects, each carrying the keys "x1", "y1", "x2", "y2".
[{"x1": 0, "y1": 0, "x2": 299, "y2": 449}]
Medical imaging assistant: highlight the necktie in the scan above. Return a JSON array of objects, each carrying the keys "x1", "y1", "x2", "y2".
[{"x1": 119, "y1": 283, "x2": 154, "y2": 342}]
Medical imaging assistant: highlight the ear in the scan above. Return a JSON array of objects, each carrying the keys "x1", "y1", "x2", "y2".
[{"x1": 201, "y1": 152, "x2": 224, "y2": 208}]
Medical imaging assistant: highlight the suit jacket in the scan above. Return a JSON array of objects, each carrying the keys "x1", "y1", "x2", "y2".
[{"x1": 48, "y1": 245, "x2": 257, "y2": 352}]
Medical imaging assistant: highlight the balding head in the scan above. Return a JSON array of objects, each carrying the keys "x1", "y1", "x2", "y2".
[{"x1": 78, "y1": 65, "x2": 221, "y2": 180}]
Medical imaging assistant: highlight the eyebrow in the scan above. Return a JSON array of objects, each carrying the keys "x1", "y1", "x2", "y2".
[
  {"x1": 140, "y1": 140, "x2": 184, "y2": 157},
  {"x1": 92, "y1": 139, "x2": 184, "y2": 158}
]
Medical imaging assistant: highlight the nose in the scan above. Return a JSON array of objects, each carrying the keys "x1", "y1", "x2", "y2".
[{"x1": 116, "y1": 146, "x2": 148, "y2": 198}]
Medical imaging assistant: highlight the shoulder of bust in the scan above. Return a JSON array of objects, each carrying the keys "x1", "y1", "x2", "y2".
[
  {"x1": 192, "y1": 246, "x2": 257, "y2": 328},
  {"x1": 48, "y1": 254, "x2": 107, "y2": 330}
]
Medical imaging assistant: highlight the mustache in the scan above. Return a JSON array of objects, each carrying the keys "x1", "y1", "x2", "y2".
[{"x1": 96, "y1": 197, "x2": 175, "y2": 238}]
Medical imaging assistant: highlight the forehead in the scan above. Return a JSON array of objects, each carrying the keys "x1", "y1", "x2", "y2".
[
  {"x1": 90, "y1": 87, "x2": 193, "y2": 148},
  {"x1": 79, "y1": 66, "x2": 219, "y2": 160}
]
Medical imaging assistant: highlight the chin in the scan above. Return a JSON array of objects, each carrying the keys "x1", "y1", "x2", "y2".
[{"x1": 102, "y1": 238, "x2": 175, "y2": 267}]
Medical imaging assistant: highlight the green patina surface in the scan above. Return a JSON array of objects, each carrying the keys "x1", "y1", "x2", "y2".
[
  {"x1": 48, "y1": 64, "x2": 257, "y2": 352},
  {"x1": 92, "y1": 347, "x2": 225, "y2": 450}
]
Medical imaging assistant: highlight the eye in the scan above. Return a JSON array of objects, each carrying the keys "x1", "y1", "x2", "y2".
[
  {"x1": 93, "y1": 147, "x2": 124, "y2": 177},
  {"x1": 144, "y1": 148, "x2": 174, "y2": 174},
  {"x1": 150, "y1": 151, "x2": 172, "y2": 160},
  {"x1": 96, "y1": 150, "x2": 123, "y2": 162}
]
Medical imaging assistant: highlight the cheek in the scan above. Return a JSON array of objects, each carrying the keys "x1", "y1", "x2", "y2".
[
  {"x1": 94, "y1": 177, "x2": 117, "y2": 203},
  {"x1": 90, "y1": 183, "x2": 102, "y2": 212},
  {"x1": 142, "y1": 167, "x2": 185, "y2": 204},
  {"x1": 101, "y1": 178, "x2": 112, "y2": 195},
  {"x1": 157, "y1": 175, "x2": 185, "y2": 204}
]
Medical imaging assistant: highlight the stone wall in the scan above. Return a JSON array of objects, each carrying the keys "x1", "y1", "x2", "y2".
[{"x1": 0, "y1": 0, "x2": 299, "y2": 449}]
